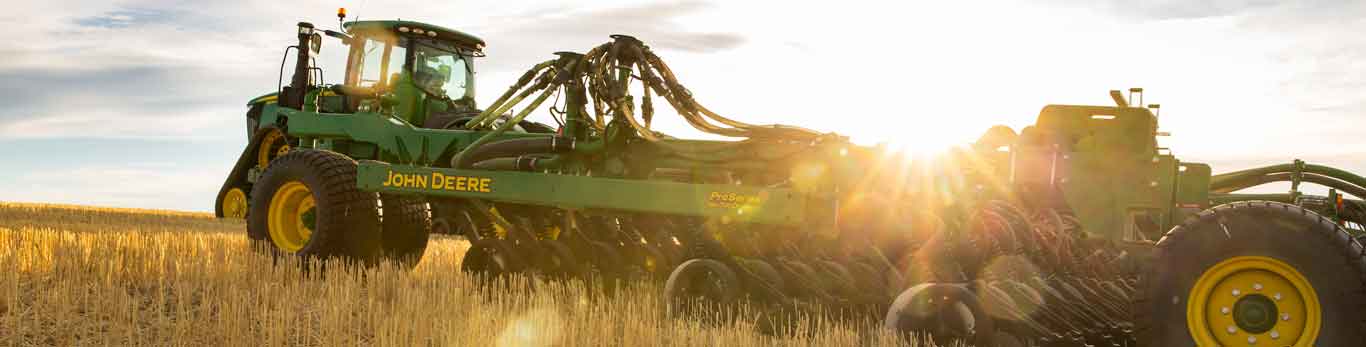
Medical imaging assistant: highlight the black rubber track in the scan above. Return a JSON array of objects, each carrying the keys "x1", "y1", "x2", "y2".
[
  {"x1": 378, "y1": 193, "x2": 431, "y2": 268},
  {"x1": 1135, "y1": 201, "x2": 1366, "y2": 346},
  {"x1": 247, "y1": 149, "x2": 383, "y2": 266},
  {"x1": 214, "y1": 123, "x2": 280, "y2": 218}
]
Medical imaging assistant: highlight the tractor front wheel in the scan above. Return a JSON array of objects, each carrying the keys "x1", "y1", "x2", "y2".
[{"x1": 247, "y1": 149, "x2": 382, "y2": 266}]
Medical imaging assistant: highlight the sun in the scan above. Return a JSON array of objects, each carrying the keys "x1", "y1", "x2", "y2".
[{"x1": 870, "y1": 126, "x2": 972, "y2": 159}]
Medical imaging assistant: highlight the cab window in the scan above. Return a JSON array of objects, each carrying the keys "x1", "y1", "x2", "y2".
[{"x1": 353, "y1": 38, "x2": 406, "y2": 88}]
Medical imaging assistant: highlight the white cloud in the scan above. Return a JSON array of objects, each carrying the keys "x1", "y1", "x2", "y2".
[{"x1": 8, "y1": 162, "x2": 229, "y2": 211}]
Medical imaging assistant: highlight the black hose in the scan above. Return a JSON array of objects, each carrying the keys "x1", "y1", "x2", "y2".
[
  {"x1": 454, "y1": 136, "x2": 572, "y2": 169},
  {"x1": 472, "y1": 156, "x2": 550, "y2": 171},
  {"x1": 1212, "y1": 172, "x2": 1366, "y2": 199}
]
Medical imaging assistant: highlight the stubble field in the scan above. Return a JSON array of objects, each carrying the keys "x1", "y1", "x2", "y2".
[{"x1": 0, "y1": 202, "x2": 934, "y2": 346}]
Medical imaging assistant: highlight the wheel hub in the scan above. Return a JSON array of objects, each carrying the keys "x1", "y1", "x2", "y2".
[
  {"x1": 267, "y1": 181, "x2": 316, "y2": 253},
  {"x1": 222, "y1": 188, "x2": 248, "y2": 219},
  {"x1": 1234, "y1": 294, "x2": 1278, "y2": 334},
  {"x1": 1188, "y1": 256, "x2": 1320, "y2": 347}
]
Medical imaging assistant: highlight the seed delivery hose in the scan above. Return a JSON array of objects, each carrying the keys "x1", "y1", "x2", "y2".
[{"x1": 453, "y1": 35, "x2": 838, "y2": 168}]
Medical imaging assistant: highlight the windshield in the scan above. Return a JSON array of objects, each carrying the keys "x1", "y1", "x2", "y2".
[{"x1": 411, "y1": 40, "x2": 473, "y2": 100}]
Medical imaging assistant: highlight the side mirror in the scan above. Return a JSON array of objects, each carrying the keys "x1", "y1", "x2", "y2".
[
  {"x1": 324, "y1": 30, "x2": 352, "y2": 45},
  {"x1": 309, "y1": 33, "x2": 323, "y2": 54}
]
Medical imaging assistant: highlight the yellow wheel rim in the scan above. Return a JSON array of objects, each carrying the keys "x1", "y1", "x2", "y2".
[
  {"x1": 1188, "y1": 256, "x2": 1320, "y2": 347},
  {"x1": 267, "y1": 181, "x2": 315, "y2": 253},
  {"x1": 257, "y1": 130, "x2": 290, "y2": 169},
  {"x1": 222, "y1": 188, "x2": 248, "y2": 219}
]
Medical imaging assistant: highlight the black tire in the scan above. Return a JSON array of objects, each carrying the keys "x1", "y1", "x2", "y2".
[
  {"x1": 379, "y1": 194, "x2": 431, "y2": 268},
  {"x1": 1136, "y1": 201, "x2": 1366, "y2": 346},
  {"x1": 883, "y1": 283, "x2": 996, "y2": 346},
  {"x1": 664, "y1": 258, "x2": 741, "y2": 319},
  {"x1": 247, "y1": 149, "x2": 382, "y2": 265},
  {"x1": 461, "y1": 239, "x2": 519, "y2": 278}
]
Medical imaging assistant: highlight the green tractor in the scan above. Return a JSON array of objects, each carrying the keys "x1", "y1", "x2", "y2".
[{"x1": 215, "y1": 12, "x2": 1366, "y2": 346}]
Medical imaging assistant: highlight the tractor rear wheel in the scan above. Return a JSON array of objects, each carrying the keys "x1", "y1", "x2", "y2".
[
  {"x1": 247, "y1": 149, "x2": 382, "y2": 266},
  {"x1": 379, "y1": 194, "x2": 431, "y2": 268},
  {"x1": 1136, "y1": 201, "x2": 1366, "y2": 347}
]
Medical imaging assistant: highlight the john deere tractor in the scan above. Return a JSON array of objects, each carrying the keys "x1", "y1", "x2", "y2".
[{"x1": 217, "y1": 11, "x2": 1366, "y2": 346}]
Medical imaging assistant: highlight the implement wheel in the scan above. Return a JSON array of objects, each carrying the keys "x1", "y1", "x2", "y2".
[
  {"x1": 247, "y1": 149, "x2": 382, "y2": 265},
  {"x1": 884, "y1": 283, "x2": 996, "y2": 346},
  {"x1": 461, "y1": 239, "x2": 519, "y2": 278},
  {"x1": 378, "y1": 193, "x2": 431, "y2": 268},
  {"x1": 1137, "y1": 201, "x2": 1366, "y2": 347},
  {"x1": 664, "y1": 258, "x2": 740, "y2": 319}
]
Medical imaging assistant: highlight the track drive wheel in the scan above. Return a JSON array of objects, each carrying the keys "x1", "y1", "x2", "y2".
[
  {"x1": 257, "y1": 128, "x2": 292, "y2": 169},
  {"x1": 664, "y1": 258, "x2": 741, "y2": 319},
  {"x1": 216, "y1": 186, "x2": 249, "y2": 219},
  {"x1": 378, "y1": 193, "x2": 431, "y2": 268},
  {"x1": 1137, "y1": 201, "x2": 1366, "y2": 347},
  {"x1": 247, "y1": 149, "x2": 382, "y2": 266}
]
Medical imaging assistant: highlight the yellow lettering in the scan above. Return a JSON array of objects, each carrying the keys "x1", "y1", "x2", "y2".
[
  {"x1": 417, "y1": 175, "x2": 428, "y2": 188},
  {"x1": 383, "y1": 171, "x2": 394, "y2": 187},
  {"x1": 451, "y1": 177, "x2": 463, "y2": 191},
  {"x1": 479, "y1": 178, "x2": 492, "y2": 192},
  {"x1": 431, "y1": 173, "x2": 444, "y2": 189}
]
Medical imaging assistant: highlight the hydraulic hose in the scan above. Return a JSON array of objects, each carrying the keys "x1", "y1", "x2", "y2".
[
  {"x1": 1211, "y1": 163, "x2": 1366, "y2": 192},
  {"x1": 454, "y1": 136, "x2": 573, "y2": 169},
  {"x1": 1212, "y1": 172, "x2": 1366, "y2": 198},
  {"x1": 471, "y1": 155, "x2": 561, "y2": 171}
]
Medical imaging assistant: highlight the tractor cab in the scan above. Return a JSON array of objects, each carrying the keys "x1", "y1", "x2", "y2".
[
  {"x1": 246, "y1": 18, "x2": 489, "y2": 140},
  {"x1": 334, "y1": 20, "x2": 485, "y2": 128}
]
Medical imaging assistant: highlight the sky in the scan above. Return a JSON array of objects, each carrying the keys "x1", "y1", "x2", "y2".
[{"x1": 1, "y1": 0, "x2": 1363, "y2": 211}]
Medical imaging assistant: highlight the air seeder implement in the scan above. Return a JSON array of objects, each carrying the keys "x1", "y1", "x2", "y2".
[{"x1": 216, "y1": 12, "x2": 1366, "y2": 346}]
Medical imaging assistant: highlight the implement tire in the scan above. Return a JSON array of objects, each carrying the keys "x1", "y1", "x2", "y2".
[
  {"x1": 664, "y1": 258, "x2": 740, "y2": 319},
  {"x1": 247, "y1": 149, "x2": 382, "y2": 266},
  {"x1": 379, "y1": 194, "x2": 431, "y2": 268},
  {"x1": 462, "y1": 239, "x2": 519, "y2": 278},
  {"x1": 1136, "y1": 201, "x2": 1366, "y2": 347}
]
